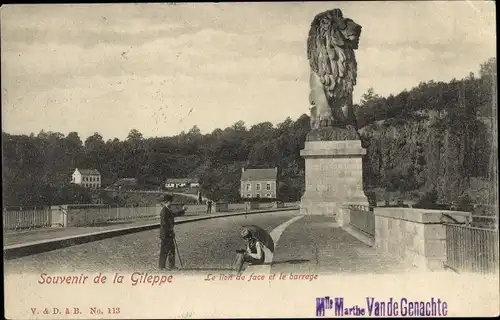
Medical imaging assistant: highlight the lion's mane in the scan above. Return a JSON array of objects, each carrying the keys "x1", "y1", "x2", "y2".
[{"x1": 307, "y1": 9, "x2": 358, "y2": 101}]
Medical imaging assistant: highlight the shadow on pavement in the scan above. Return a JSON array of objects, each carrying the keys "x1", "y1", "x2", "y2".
[
  {"x1": 173, "y1": 267, "x2": 236, "y2": 272},
  {"x1": 87, "y1": 219, "x2": 160, "y2": 227},
  {"x1": 266, "y1": 259, "x2": 310, "y2": 266},
  {"x1": 85, "y1": 221, "x2": 137, "y2": 227}
]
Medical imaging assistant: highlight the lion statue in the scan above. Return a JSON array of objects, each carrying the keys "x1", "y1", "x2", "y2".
[{"x1": 307, "y1": 9, "x2": 362, "y2": 131}]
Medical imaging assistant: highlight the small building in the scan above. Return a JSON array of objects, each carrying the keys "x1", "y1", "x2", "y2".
[
  {"x1": 240, "y1": 167, "x2": 278, "y2": 199},
  {"x1": 71, "y1": 168, "x2": 101, "y2": 189},
  {"x1": 165, "y1": 178, "x2": 200, "y2": 189}
]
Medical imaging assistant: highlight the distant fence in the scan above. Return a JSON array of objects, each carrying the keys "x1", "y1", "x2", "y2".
[
  {"x1": 348, "y1": 204, "x2": 375, "y2": 238},
  {"x1": 104, "y1": 206, "x2": 160, "y2": 222},
  {"x1": 3, "y1": 207, "x2": 53, "y2": 231},
  {"x1": 227, "y1": 201, "x2": 294, "y2": 212},
  {"x1": 3, "y1": 201, "x2": 299, "y2": 231},
  {"x1": 444, "y1": 216, "x2": 499, "y2": 274},
  {"x1": 101, "y1": 189, "x2": 164, "y2": 194},
  {"x1": 181, "y1": 201, "x2": 296, "y2": 213},
  {"x1": 2, "y1": 205, "x2": 161, "y2": 231}
]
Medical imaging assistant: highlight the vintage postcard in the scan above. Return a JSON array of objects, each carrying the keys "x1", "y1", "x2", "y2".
[{"x1": 2, "y1": 2, "x2": 498, "y2": 319}]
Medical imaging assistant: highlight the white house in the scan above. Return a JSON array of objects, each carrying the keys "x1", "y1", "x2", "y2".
[
  {"x1": 240, "y1": 167, "x2": 278, "y2": 199},
  {"x1": 72, "y1": 168, "x2": 102, "y2": 189},
  {"x1": 165, "y1": 178, "x2": 199, "y2": 189}
]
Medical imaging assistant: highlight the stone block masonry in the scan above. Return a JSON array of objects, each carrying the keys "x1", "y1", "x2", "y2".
[
  {"x1": 374, "y1": 208, "x2": 471, "y2": 271},
  {"x1": 300, "y1": 140, "x2": 369, "y2": 217}
]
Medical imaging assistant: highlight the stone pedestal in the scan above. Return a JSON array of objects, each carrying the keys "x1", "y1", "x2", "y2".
[{"x1": 300, "y1": 139, "x2": 369, "y2": 217}]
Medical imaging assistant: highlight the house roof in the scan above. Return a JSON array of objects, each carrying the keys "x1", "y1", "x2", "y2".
[
  {"x1": 165, "y1": 178, "x2": 199, "y2": 184},
  {"x1": 76, "y1": 168, "x2": 101, "y2": 175},
  {"x1": 241, "y1": 168, "x2": 277, "y2": 181}
]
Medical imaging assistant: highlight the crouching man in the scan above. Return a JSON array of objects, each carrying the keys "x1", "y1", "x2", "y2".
[{"x1": 233, "y1": 228, "x2": 265, "y2": 274}]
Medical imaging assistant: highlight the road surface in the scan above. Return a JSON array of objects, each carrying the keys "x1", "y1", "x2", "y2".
[
  {"x1": 4, "y1": 210, "x2": 411, "y2": 275},
  {"x1": 4, "y1": 211, "x2": 299, "y2": 274}
]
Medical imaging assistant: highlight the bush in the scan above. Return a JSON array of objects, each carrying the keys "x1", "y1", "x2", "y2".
[
  {"x1": 414, "y1": 189, "x2": 441, "y2": 209},
  {"x1": 365, "y1": 190, "x2": 377, "y2": 206},
  {"x1": 454, "y1": 194, "x2": 473, "y2": 212}
]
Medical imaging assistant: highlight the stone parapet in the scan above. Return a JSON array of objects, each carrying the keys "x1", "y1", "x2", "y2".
[
  {"x1": 337, "y1": 204, "x2": 351, "y2": 227},
  {"x1": 245, "y1": 201, "x2": 259, "y2": 210},
  {"x1": 272, "y1": 201, "x2": 285, "y2": 209},
  {"x1": 374, "y1": 208, "x2": 471, "y2": 271},
  {"x1": 214, "y1": 202, "x2": 229, "y2": 212},
  {"x1": 49, "y1": 204, "x2": 162, "y2": 227}
]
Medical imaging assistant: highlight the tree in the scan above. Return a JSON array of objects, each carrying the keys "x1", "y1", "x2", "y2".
[
  {"x1": 231, "y1": 120, "x2": 246, "y2": 132},
  {"x1": 277, "y1": 117, "x2": 294, "y2": 131},
  {"x1": 187, "y1": 125, "x2": 201, "y2": 136},
  {"x1": 479, "y1": 57, "x2": 497, "y2": 78},
  {"x1": 360, "y1": 87, "x2": 380, "y2": 105},
  {"x1": 84, "y1": 132, "x2": 105, "y2": 149},
  {"x1": 66, "y1": 132, "x2": 82, "y2": 147},
  {"x1": 127, "y1": 129, "x2": 143, "y2": 141}
]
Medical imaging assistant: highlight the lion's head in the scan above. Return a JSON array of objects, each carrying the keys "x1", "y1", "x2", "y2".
[{"x1": 309, "y1": 9, "x2": 361, "y2": 52}]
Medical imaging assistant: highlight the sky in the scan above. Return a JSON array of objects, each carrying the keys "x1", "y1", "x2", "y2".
[{"x1": 1, "y1": 2, "x2": 496, "y2": 141}]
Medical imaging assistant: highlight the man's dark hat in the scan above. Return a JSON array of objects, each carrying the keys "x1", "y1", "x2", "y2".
[{"x1": 240, "y1": 228, "x2": 252, "y2": 239}]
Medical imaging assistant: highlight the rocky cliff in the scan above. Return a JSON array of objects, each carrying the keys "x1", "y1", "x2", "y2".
[{"x1": 360, "y1": 111, "x2": 493, "y2": 205}]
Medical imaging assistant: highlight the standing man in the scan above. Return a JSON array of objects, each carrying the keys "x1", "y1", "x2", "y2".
[
  {"x1": 158, "y1": 194, "x2": 185, "y2": 270},
  {"x1": 206, "y1": 199, "x2": 213, "y2": 214}
]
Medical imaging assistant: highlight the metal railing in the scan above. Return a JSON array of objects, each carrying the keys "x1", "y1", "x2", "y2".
[
  {"x1": 444, "y1": 216, "x2": 499, "y2": 273},
  {"x1": 348, "y1": 205, "x2": 375, "y2": 237},
  {"x1": 3, "y1": 207, "x2": 52, "y2": 231}
]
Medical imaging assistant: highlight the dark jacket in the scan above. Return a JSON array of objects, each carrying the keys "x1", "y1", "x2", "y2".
[{"x1": 159, "y1": 205, "x2": 185, "y2": 240}]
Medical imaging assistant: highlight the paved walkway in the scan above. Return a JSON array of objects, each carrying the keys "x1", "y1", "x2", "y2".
[
  {"x1": 5, "y1": 212, "x2": 413, "y2": 274},
  {"x1": 268, "y1": 215, "x2": 413, "y2": 274}
]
